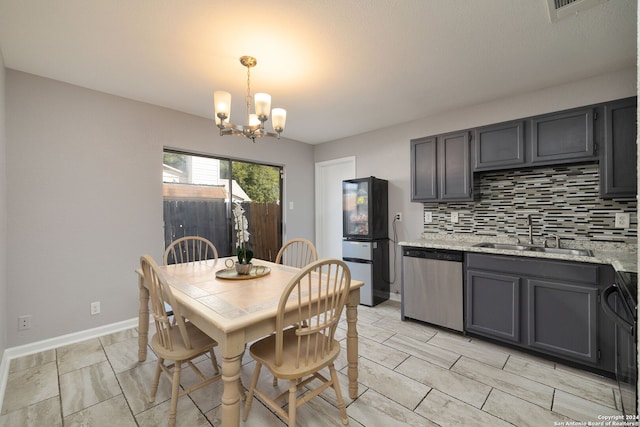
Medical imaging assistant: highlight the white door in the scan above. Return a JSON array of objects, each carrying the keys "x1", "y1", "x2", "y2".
[{"x1": 315, "y1": 157, "x2": 356, "y2": 258}]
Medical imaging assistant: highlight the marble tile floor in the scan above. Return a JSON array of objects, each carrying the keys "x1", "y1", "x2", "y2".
[{"x1": 0, "y1": 300, "x2": 629, "y2": 426}]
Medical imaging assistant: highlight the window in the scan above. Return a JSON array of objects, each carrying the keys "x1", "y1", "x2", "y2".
[{"x1": 163, "y1": 150, "x2": 283, "y2": 260}]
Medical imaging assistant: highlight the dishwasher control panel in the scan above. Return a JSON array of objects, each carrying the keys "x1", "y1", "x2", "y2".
[{"x1": 402, "y1": 247, "x2": 463, "y2": 262}]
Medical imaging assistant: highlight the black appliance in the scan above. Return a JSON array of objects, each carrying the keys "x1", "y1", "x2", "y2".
[
  {"x1": 602, "y1": 270, "x2": 637, "y2": 417},
  {"x1": 342, "y1": 177, "x2": 389, "y2": 306}
]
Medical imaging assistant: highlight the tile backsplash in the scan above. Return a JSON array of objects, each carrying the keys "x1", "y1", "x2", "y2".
[{"x1": 422, "y1": 163, "x2": 637, "y2": 244}]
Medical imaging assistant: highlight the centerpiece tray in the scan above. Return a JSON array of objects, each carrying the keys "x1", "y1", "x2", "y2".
[{"x1": 215, "y1": 266, "x2": 271, "y2": 280}]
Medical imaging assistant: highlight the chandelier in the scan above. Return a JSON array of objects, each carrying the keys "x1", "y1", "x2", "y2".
[{"x1": 214, "y1": 56, "x2": 286, "y2": 142}]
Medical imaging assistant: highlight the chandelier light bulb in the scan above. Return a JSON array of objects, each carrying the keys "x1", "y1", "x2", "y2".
[
  {"x1": 271, "y1": 108, "x2": 287, "y2": 133},
  {"x1": 214, "y1": 91, "x2": 231, "y2": 123},
  {"x1": 254, "y1": 93, "x2": 271, "y2": 118},
  {"x1": 249, "y1": 114, "x2": 261, "y2": 127}
]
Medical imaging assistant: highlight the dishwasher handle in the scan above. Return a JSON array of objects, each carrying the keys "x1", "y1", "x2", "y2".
[{"x1": 402, "y1": 247, "x2": 463, "y2": 262}]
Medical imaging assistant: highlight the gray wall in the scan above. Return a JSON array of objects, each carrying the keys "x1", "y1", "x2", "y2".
[
  {"x1": 0, "y1": 51, "x2": 7, "y2": 356},
  {"x1": 5, "y1": 70, "x2": 315, "y2": 347},
  {"x1": 314, "y1": 67, "x2": 637, "y2": 296},
  {"x1": 2, "y1": 66, "x2": 637, "y2": 346}
]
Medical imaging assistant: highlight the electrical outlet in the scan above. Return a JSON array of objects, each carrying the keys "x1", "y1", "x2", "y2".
[
  {"x1": 451, "y1": 212, "x2": 459, "y2": 223},
  {"x1": 90, "y1": 301, "x2": 101, "y2": 316},
  {"x1": 615, "y1": 213, "x2": 630, "y2": 229},
  {"x1": 18, "y1": 315, "x2": 32, "y2": 331},
  {"x1": 424, "y1": 211, "x2": 433, "y2": 223},
  {"x1": 394, "y1": 212, "x2": 402, "y2": 222}
]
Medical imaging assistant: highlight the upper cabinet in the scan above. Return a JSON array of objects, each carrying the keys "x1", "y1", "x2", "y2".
[
  {"x1": 439, "y1": 131, "x2": 473, "y2": 201},
  {"x1": 474, "y1": 121, "x2": 525, "y2": 171},
  {"x1": 473, "y1": 106, "x2": 599, "y2": 173},
  {"x1": 600, "y1": 97, "x2": 637, "y2": 199},
  {"x1": 411, "y1": 131, "x2": 472, "y2": 202},
  {"x1": 530, "y1": 107, "x2": 596, "y2": 165},
  {"x1": 410, "y1": 137, "x2": 437, "y2": 200},
  {"x1": 411, "y1": 97, "x2": 636, "y2": 203}
]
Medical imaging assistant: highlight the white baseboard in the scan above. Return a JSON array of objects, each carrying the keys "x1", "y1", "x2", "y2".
[{"x1": 0, "y1": 317, "x2": 139, "y2": 413}]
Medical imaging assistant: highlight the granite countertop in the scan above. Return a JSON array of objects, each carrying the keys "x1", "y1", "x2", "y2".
[{"x1": 399, "y1": 234, "x2": 638, "y2": 273}]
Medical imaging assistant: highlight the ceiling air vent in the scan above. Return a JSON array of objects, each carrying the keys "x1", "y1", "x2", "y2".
[{"x1": 546, "y1": 0, "x2": 608, "y2": 22}]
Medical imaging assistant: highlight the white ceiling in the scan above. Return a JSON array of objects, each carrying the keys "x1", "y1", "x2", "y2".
[{"x1": 0, "y1": 0, "x2": 636, "y2": 144}]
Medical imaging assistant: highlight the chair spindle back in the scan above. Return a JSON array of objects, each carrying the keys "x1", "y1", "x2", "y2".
[
  {"x1": 140, "y1": 255, "x2": 192, "y2": 352},
  {"x1": 275, "y1": 259, "x2": 350, "y2": 368},
  {"x1": 163, "y1": 236, "x2": 218, "y2": 265},
  {"x1": 275, "y1": 238, "x2": 318, "y2": 268}
]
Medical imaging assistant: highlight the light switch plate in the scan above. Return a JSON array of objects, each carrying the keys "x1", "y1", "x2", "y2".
[
  {"x1": 424, "y1": 211, "x2": 433, "y2": 223},
  {"x1": 615, "y1": 213, "x2": 630, "y2": 229},
  {"x1": 451, "y1": 212, "x2": 459, "y2": 223}
]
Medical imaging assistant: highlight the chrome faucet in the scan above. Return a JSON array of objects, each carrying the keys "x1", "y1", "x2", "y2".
[{"x1": 527, "y1": 214, "x2": 533, "y2": 245}]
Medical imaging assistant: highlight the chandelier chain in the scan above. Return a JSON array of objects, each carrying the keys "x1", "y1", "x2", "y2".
[{"x1": 245, "y1": 65, "x2": 252, "y2": 114}]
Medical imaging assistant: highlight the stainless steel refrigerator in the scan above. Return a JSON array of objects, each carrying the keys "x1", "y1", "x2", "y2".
[{"x1": 342, "y1": 177, "x2": 389, "y2": 306}]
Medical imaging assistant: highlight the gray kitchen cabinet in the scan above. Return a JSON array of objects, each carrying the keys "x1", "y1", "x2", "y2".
[
  {"x1": 410, "y1": 131, "x2": 472, "y2": 202},
  {"x1": 439, "y1": 131, "x2": 472, "y2": 200},
  {"x1": 600, "y1": 97, "x2": 637, "y2": 198},
  {"x1": 530, "y1": 107, "x2": 596, "y2": 164},
  {"x1": 465, "y1": 270, "x2": 521, "y2": 343},
  {"x1": 527, "y1": 278, "x2": 598, "y2": 364},
  {"x1": 473, "y1": 121, "x2": 526, "y2": 171},
  {"x1": 465, "y1": 253, "x2": 615, "y2": 373},
  {"x1": 410, "y1": 137, "x2": 437, "y2": 200}
]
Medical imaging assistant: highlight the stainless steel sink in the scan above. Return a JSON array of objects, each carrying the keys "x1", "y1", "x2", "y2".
[
  {"x1": 527, "y1": 247, "x2": 594, "y2": 257},
  {"x1": 473, "y1": 242, "x2": 531, "y2": 251},
  {"x1": 474, "y1": 242, "x2": 593, "y2": 257}
]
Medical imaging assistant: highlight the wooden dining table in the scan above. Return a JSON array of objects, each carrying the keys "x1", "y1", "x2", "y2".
[{"x1": 135, "y1": 258, "x2": 363, "y2": 427}]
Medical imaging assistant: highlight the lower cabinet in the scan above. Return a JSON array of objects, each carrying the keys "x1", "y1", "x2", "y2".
[
  {"x1": 465, "y1": 270, "x2": 521, "y2": 343},
  {"x1": 527, "y1": 279, "x2": 598, "y2": 364},
  {"x1": 465, "y1": 253, "x2": 615, "y2": 373}
]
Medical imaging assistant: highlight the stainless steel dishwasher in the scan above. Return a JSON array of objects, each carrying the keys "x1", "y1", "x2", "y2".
[{"x1": 401, "y1": 247, "x2": 464, "y2": 332}]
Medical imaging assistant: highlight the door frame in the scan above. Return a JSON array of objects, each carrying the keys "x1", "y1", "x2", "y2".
[{"x1": 314, "y1": 156, "x2": 356, "y2": 258}]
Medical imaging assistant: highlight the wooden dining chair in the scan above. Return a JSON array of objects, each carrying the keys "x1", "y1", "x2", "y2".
[
  {"x1": 162, "y1": 236, "x2": 219, "y2": 317},
  {"x1": 163, "y1": 236, "x2": 218, "y2": 265},
  {"x1": 140, "y1": 255, "x2": 221, "y2": 427},
  {"x1": 242, "y1": 258, "x2": 352, "y2": 426},
  {"x1": 275, "y1": 238, "x2": 318, "y2": 268},
  {"x1": 272, "y1": 238, "x2": 320, "y2": 385}
]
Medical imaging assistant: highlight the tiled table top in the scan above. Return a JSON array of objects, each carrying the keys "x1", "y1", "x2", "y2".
[{"x1": 163, "y1": 259, "x2": 298, "y2": 320}]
